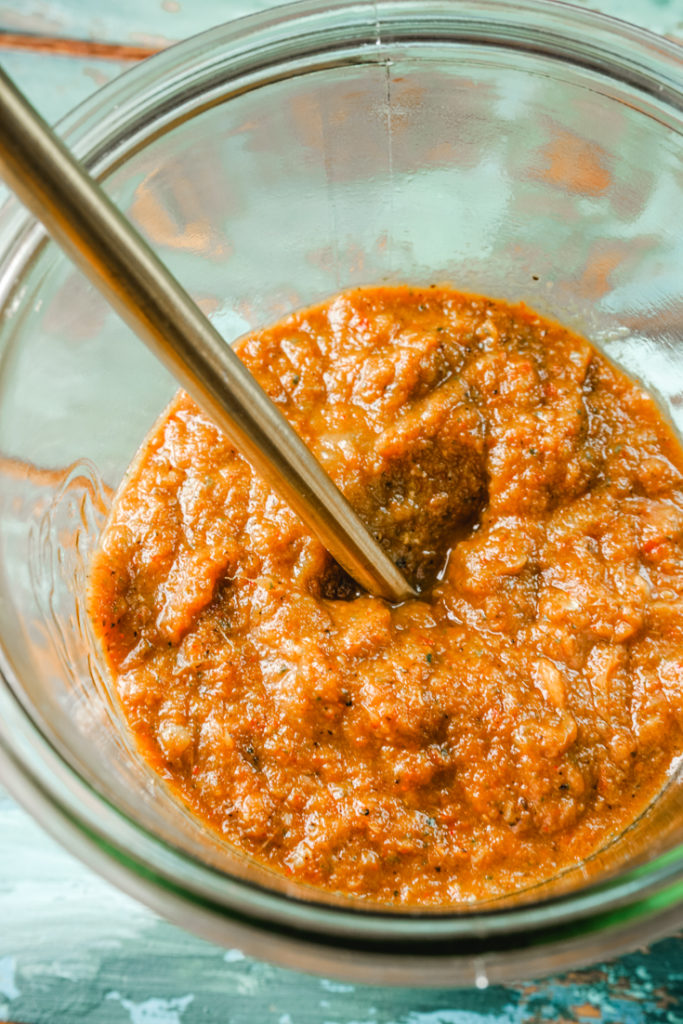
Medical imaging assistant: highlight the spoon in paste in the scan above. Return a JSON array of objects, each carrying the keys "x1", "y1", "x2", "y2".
[{"x1": 0, "y1": 66, "x2": 416, "y2": 603}]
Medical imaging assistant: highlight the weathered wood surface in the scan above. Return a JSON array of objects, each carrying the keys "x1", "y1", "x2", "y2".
[
  {"x1": 1, "y1": 1, "x2": 683, "y2": 1021},
  {"x1": 0, "y1": 0, "x2": 680, "y2": 44},
  {"x1": 1, "y1": 778, "x2": 683, "y2": 1019},
  {"x1": 2, "y1": 783, "x2": 683, "y2": 1023}
]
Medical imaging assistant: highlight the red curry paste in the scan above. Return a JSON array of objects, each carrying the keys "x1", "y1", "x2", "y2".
[{"x1": 89, "y1": 286, "x2": 683, "y2": 905}]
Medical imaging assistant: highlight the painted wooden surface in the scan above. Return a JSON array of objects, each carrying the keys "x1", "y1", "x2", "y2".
[
  {"x1": 1, "y1": 1, "x2": 683, "y2": 1022},
  {"x1": 0, "y1": 0, "x2": 681, "y2": 44},
  {"x1": 2, "y1": 779, "x2": 683, "y2": 1022}
]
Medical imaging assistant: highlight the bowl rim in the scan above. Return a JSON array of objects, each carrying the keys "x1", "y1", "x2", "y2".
[{"x1": 0, "y1": 0, "x2": 682, "y2": 981}]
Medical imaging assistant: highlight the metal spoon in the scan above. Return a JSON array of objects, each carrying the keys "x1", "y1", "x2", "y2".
[{"x1": 0, "y1": 66, "x2": 416, "y2": 603}]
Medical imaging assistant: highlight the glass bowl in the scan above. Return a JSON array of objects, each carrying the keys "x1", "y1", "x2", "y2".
[{"x1": 0, "y1": 0, "x2": 682, "y2": 987}]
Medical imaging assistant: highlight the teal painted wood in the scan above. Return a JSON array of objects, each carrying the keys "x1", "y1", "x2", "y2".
[
  {"x1": 2, "y1": 783, "x2": 683, "y2": 1024},
  {"x1": 0, "y1": 0, "x2": 680, "y2": 46},
  {"x1": 1, "y1": 2, "x2": 683, "y2": 1022},
  {"x1": 0, "y1": 0, "x2": 293, "y2": 48},
  {"x1": 0, "y1": 48, "x2": 130, "y2": 125}
]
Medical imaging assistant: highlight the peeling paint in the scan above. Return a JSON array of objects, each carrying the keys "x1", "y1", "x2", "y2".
[
  {"x1": 404, "y1": 1009, "x2": 525, "y2": 1024},
  {"x1": 223, "y1": 949, "x2": 247, "y2": 963},
  {"x1": 0, "y1": 957, "x2": 19, "y2": 1001},
  {"x1": 106, "y1": 991, "x2": 194, "y2": 1024}
]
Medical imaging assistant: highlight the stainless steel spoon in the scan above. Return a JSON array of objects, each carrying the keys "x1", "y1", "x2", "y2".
[{"x1": 0, "y1": 66, "x2": 416, "y2": 603}]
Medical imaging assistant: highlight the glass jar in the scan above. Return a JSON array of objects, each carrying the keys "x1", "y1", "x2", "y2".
[{"x1": 0, "y1": 0, "x2": 682, "y2": 986}]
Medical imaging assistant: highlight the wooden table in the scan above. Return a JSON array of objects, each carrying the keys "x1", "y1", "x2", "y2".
[{"x1": 1, "y1": 2, "x2": 683, "y2": 1021}]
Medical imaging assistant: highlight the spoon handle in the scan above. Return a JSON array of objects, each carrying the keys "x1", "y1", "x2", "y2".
[{"x1": 0, "y1": 66, "x2": 415, "y2": 602}]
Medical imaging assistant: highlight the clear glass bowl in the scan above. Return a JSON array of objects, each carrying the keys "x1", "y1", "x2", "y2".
[{"x1": 0, "y1": 0, "x2": 682, "y2": 987}]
